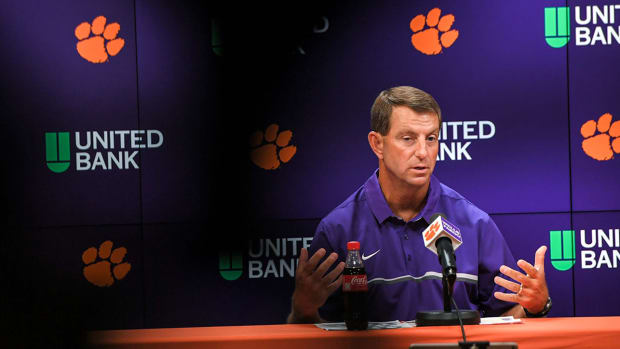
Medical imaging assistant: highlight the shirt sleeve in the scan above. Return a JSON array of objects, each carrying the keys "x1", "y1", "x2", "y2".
[
  {"x1": 309, "y1": 221, "x2": 345, "y2": 322},
  {"x1": 476, "y1": 216, "x2": 519, "y2": 317}
]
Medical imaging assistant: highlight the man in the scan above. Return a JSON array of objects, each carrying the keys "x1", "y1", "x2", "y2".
[{"x1": 287, "y1": 86, "x2": 550, "y2": 323}]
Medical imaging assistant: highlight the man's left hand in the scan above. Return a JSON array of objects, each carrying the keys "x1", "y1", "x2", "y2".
[{"x1": 493, "y1": 245, "x2": 549, "y2": 314}]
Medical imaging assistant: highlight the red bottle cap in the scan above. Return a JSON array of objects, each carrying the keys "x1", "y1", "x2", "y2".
[{"x1": 347, "y1": 241, "x2": 360, "y2": 250}]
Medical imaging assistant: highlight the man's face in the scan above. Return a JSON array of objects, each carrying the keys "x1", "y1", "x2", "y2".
[{"x1": 380, "y1": 106, "x2": 440, "y2": 189}]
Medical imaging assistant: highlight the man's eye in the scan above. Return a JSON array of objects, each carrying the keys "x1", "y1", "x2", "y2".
[
  {"x1": 403, "y1": 136, "x2": 412, "y2": 141},
  {"x1": 427, "y1": 136, "x2": 437, "y2": 142}
]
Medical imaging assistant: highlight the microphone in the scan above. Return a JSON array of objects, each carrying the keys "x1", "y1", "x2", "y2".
[
  {"x1": 416, "y1": 213, "x2": 480, "y2": 327},
  {"x1": 421, "y1": 213, "x2": 463, "y2": 281}
]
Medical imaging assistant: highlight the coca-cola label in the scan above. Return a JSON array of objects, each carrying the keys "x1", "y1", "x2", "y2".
[{"x1": 343, "y1": 275, "x2": 368, "y2": 292}]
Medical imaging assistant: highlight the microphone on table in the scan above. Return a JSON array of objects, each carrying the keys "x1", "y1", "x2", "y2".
[
  {"x1": 416, "y1": 213, "x2": 480, "y2": 327},
  {"x1": 422, "y1": 212, "x2": 462, "y2": 296}
]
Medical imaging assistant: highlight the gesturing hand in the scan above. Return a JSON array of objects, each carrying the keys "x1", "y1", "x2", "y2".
[
  {"x1": 493, "y1": 245, "x2": 550, "y2": 314},
  {"x1": 289, "y1": 248, "x2": 345, "y2": 323}
]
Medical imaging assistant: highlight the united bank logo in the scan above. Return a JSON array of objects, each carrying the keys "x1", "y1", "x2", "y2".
[
  {"x1": 545, "y1": 5, "x2": 620, "y2": 48},
  {"x1": 218, "y1": 237, "x2": 312, "y2": 280},
  {"x1": 544, "y1": 7, "x2": 571, "y2": 48},
  {"x1": 436, "y1": 120, "x2": 496, "y2": 161},
  {"x1": 550, "y1": 228, "x2": 620, "y2": 271},
  {"x1": 550, "y1": 230, "x2": 576, "y2": 271},
  {"x1": 46, "y1": 132, "x2": 71, "y2": 173},
  {"x1": 75, "y1": 15, "x2": 125, "y2": 63},
  {"x1": 219, "y1": 251, "x2": 243, "y2": 281},
  {"x1": 45, "y1": 130, "x2": 164, "y2": 173}
]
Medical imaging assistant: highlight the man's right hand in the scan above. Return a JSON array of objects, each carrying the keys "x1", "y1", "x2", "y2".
[{"x1": 287, "y1": 248, "x2": 345, "y2": 323}]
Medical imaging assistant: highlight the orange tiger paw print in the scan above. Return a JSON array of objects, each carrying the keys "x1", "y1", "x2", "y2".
[
  {"x1": 75, "y1": 16, "x2": 125, "y2": 63},
  {"x1": 410, "y1": 8, "x2": 459, "y2": 55},
  {"x1": 581, "y1": 113, "x2": 620, "y2": 161},
  {"x1": 250, "y1": 124, "x2": 297, "y2": 170},
  {"x1": 82, "y1": 241, "x2": 131, "y2": 287}
]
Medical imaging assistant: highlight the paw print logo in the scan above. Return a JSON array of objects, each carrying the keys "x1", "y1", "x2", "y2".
[
  {"x1": 250, "y1": 124, "x2": 297, "y2": 170},
  {"x1": 82, "y1": 240, "x2": 131, "y2": 287},
  {"x1": 410, "y1": 8, "x2": 459, "y2": 55},
  {"x1": 75, "y1": 16, "x2": 125, "y2": 63},
  {"x1": 581, "y1": 113, "x2": 620, "y2": 161}
]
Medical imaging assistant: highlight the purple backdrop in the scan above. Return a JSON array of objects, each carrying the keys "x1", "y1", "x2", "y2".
[{"x1": 1, "y1": 0, "x2": 619, "y2": 340}]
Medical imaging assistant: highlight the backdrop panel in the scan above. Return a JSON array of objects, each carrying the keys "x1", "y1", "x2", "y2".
[
  {"x1": 568, "y1": 0, "x2": 620, "y2": 211},
  {"x1": 572, "y1": 211, "x2": 620, "y2": 316},
  {"x1": 2, "y1": 0, "x2": 619, "y2": 335},
  {"x1": 1, "y1": 0, "x2": 142, "y2": 227},
  {"x1": 4, "y1": 225, "x2": 144, "y2": 336},
  {"x1": 143, "y1": 220, "x2": 319, "y2": 327},
  {"x1": 136, "y1": 0, "x2": 215, "y2": 224},
  {"x1": 492, "y1": 213, "x2": 575, "y2": 317}
]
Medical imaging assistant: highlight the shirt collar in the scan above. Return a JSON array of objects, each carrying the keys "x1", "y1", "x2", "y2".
[{"x1": 365, "y1": 169, "x2": 440, "y2": 225}]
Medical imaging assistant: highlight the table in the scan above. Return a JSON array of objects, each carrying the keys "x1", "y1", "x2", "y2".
[{"x1": 88, "y1": 316, "x2": 620, "y2": 349}]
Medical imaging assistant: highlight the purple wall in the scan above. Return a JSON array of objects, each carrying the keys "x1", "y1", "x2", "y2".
[{"x1": 1, "y1": 1, "x2": 619, "y2": 344}]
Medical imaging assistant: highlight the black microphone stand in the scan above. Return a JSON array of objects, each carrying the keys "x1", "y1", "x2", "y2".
[
  {"x1": 442, "y1": 270, "x2": 454, "y2": 313},
  {"x1": 416, "y1": 250, "x2": 480, "y2": 326}
]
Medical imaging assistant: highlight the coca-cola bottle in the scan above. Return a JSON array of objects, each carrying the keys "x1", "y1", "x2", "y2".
[{"x1": 342, "y1": 241, "x2": 368, "y2": 330}]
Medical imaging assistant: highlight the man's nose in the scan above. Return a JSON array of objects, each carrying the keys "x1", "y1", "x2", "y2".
[{"x1": 414, "y1": 139, "x2": 427, "y2": 158}]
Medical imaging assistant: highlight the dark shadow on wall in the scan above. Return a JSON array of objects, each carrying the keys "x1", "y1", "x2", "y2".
[
  {"x1": 0, "y1": 231, "x2": 91, "y2": 349},
  {"x1": 204, "y1": 1, "x2": 335, "y2": 239},
  {"x1": 0, "y1": 1, "x2": 341, "y2": 343}
]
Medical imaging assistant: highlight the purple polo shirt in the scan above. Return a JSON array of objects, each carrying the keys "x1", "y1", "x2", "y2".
[{"x1": 309, "y1": 170, "x2": 518, "y2": 321}]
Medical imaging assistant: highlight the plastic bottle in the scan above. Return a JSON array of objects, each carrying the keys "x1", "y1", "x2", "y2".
[{"x1": 343, "y1": 241, "x2": 368, "y2": 330}]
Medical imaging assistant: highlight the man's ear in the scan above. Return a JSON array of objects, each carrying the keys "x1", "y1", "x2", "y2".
[{"x1": 368, "y1": 131, "x2": 384, "y2": 160}]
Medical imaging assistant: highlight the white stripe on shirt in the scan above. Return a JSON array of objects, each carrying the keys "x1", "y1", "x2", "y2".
[{"x1": 368, "y1": 271, "x2": 478, "y2": 285}]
